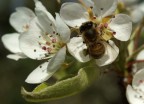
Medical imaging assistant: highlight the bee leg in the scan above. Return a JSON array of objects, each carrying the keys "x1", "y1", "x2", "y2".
[{"x1": 70, "y1": 28, "x2": 82, "y2": 37}]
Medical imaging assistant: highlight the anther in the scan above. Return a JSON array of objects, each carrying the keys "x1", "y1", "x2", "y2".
[
  {"x1": 100, "y1": 8, "x2": 104, "y2": 10},
  {"x1": 40, "y1": 66, "x2": 42, "y2": 68},
  {"x1": 34, "y1": 49, "x2": 36, "y2": 52},
  {"x1": 53, "y1": 31, "x2": 56, "y2": 34},
  {"x1": 113, "y1": 32, "x2": 116, "y2": 35},
  {"x1": 90, "y1": 6, "x2": 93, "y2": 9},
  {"x1": 42, "y1": 46, "x2": 47, "y2": 50}
]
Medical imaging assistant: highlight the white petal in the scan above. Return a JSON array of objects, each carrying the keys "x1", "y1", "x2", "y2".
[
  {"x1": 131, "y1": 9, "x2": 143, "y2": 23},
  {"x1": 136, "y1": 50, "x2": 144, "y2": 60},
  {"x1": 134, "y1": 50, "x2": 144, "y2": 72},
  {"x1": 10, "y1": 7, "x2": 35, "y2": 32},
  {"x1": 25, "y1": 62, "x2": 54, "y2": 84},
  {"x1": 47, "y1": 46, "x2": 66, "y2": 72},
  {"x1": 19, "y1": 30, "x2": 48, "y2": 60},
  {"x1": 35, "y1": 9, "x2": 57, "y2": 35},
  {"x1": 83, "y1": 0, "x2": 94, "y2": 7},
  {"x1": 55, "y1": 13, "x2": 70, "y2": 43},
  {"x1": 60, "y1": 2, "x2": 89, "y2": 27},
  {"x1": 96, "y1": 40, "x2": 119, "y2": 66},
  {"x1": 126, "y1": 85, "x2": 144, "y2": 104},
  {"x1": 34, "y1": 0, "x2": 56, "y2": 26},
  {"x1": 120, "y1": 0, "x2": 137, "y2": 4},
  {"x1": 109, "y1": 14, "x2": 132, "y2": 41},
  {"x1": 93, "y1": 0, "x2": 118, "y2": 17},
  {"x1": 132, "y1": 68, "x2": 144, "y2": 88},
  {"x1": 7, "y1": 53, "x2": 27, "y2": 61},
  {"x1": 67, "y1": 37, "x2": 90, "y2": 62},
  {"x1": 1, "y1": 33, "x2": 21, "y2": 53},
  {"x1": 139, "y1": 2, "x2": 144, "y2": 13}
]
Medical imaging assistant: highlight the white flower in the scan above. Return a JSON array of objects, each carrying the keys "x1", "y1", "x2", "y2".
[
  {"x1": 60, "y1": 0, "x2": 132, "y2": 66},
  {"x1": 19, "y1": 0, "x2": 70, "y2": 84},
  {"x1": 1, "y1": 7, "x2": 36, "y2": 60},
  {"x1": 126, "y1": 68, "x2": 144, "y2": 104}
]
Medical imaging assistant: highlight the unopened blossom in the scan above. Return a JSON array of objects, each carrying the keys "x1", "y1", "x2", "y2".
[
  {"x1": 126, "y1": 68, "x2": 144, "y2": 104},
  {"x1": 1, "y1": 7, "x2": 36, "y2": 60},
  {"x1": 60, "y1": 0, "x2": 132, "y2": 66}
]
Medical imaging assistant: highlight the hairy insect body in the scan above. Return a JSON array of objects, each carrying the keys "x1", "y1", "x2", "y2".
[{"x1": 80, "y1": 21, "x2": 105, "y2": 59}]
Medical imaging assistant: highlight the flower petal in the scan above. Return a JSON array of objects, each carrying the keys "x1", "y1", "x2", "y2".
[
  {"x1": 47, "y1": 46, "x2": 66, "y2": 72},
  {"x1": 19, "y1": 28, "x2": 48, "y2": 60},
  {"x1": 93, "y1": 0, "x2": 118, "y2": 17},
  {"x1": 35, "y1": 9, "x2": 57, "y2": 36},
  {"x1": 26, "y1": 47, "x2": 66, "y2": 83},
  {"x1": 25, "y1": 62, "x2": 54, "y2": 84},
  {"x1": 96, "y1": 40, "x2": 119, "y2": 66},
  {"x1": 10, "y1": 7, "x2": 35, "y2": 32},
  {"x1": 7, "y1": 53, "x2": 27, "y2": 61},
  {"x1": 60, "y1": 2, "x2": 89, "y2": 27},
  {"x1": 132, "y1": 68, "x2": 144, "y2": 89},
  {"x1": 131, "y1": 9, "x2": 143, "y2": 23},
  {"x1": 1, "y1": 33, "x2": 21, "y2": 53},
  {"x1": 67, "y1": 37, "x2": 90, "y2": 62},
  {"x1": 136, "y1": 50, "x2": 144, "y2": 60},
  {"x1": 126, "y1": 85, "x2": 144, "y2": 104},
  {"x1": 133, "y1": 50, "x2": 144, "y2": 72},
  {"x1": 83, "y1": 0, "x2": 94, "y2": 7},
  {"x1": 55, "y1": 13, "x2": 70, "y2": 43},
  {"x1": 109, "y1": 14, "x2": 132, "y2": 41},
  {"x1": 34, "y1": 0, "x2": 56, "y2": 26}
]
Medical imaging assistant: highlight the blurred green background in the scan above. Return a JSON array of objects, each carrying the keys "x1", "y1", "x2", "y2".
[{"x1": 1, "y1": 0, "x2": 142, "y2": 104}]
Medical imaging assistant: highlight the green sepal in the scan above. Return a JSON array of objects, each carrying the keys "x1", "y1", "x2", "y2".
[{"x1": 21, "y1": 66, "x2": 100, "y2": 102}]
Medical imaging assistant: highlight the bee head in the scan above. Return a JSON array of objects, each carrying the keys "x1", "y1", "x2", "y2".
[{"x1": 80, "y1": 21, "x2": 93, "y2": 33}]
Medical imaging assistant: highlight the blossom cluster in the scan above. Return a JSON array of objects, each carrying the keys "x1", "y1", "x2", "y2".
[
  {"x1": 4, "y1": 0, "x2": 144, "y2": 103},
  {"x1": 2, "y1": 0, "x2": 132, "y2": 83}
]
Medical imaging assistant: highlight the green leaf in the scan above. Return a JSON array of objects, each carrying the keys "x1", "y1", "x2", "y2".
[
  {"x1": 21, "y1": 66, "x2": 100, "y2": 102},
  {"x1": 33, "y1": 83, "x2": 49, "y2": 93}
]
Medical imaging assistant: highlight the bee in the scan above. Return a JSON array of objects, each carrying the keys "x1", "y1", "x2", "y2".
[{"x1": 79, "y1": 21, "x2": 105, "y2": 59}]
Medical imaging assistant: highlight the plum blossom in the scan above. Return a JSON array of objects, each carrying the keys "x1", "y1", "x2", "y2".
[
  {"x1": 60, "y1": 0, "x2": 132, "y2": 66},
  {"x1": 1, "y1": 7, "x2": 36, "y2": 60},
  {"x1": 126, "y1": 68, "x2": 144, "y2": 104}
]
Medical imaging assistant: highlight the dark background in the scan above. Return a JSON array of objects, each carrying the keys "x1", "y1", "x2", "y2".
[{"x1": 0, "y1": 0, "x2": 143, "y2": 104}]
